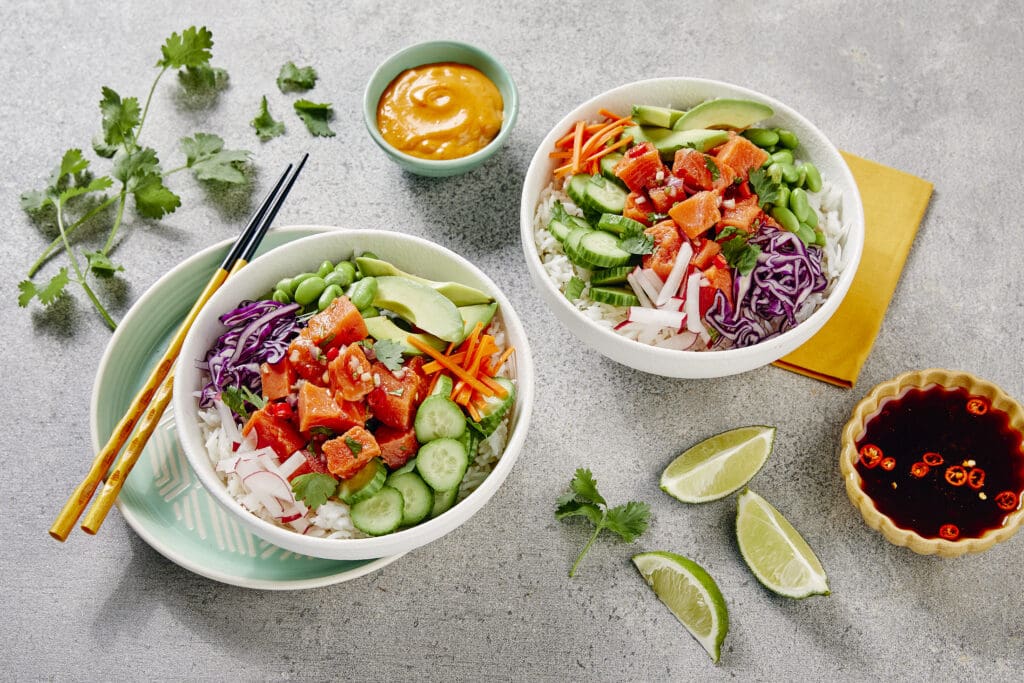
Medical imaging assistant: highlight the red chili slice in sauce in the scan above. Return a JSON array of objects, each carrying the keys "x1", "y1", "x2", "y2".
[
  {"x1": 966, "y1": 397, "x2": 989, "y2": 416},
  {"x1": 939, "y1": 524, "x2": 959, "y2": 540},
  {"x1": 880, "y1": 457, "x2": 896, "y2": 471},
  {"x1": 945, "y1": 465, "x2": 967, "y2": 486},
  {"x1": 995, "y1": 491, "x2": 1019, "y2": 511},
  {"x1": 922, "y1": 452, "x2": 944, "y2": 467},
  {"x1": 967, "y1": 468, "x2": 986, "y2": 490},
  {"x1": 909, "y1": 462, "x2": 930, "y2": 479},
  {"x1": 859, "y1": 444, "x2": 883, "y2": 469}
]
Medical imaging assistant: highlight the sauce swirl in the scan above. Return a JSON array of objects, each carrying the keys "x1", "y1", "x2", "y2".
[{"x1": 377, "y1": 62, "x2": 503, "y2": 160}]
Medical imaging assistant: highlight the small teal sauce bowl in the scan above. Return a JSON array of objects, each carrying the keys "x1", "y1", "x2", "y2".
[{"x1": 363, "y1": 41, "x2": 519, "y2": 177}]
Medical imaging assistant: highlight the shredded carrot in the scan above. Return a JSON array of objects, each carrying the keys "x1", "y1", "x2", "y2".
[
  {"x1": 598, "y1": 108, "x2": 626, "y2": 121},
  {"x1": 548, "y1": 150, "x2": 573, "y2": 160},
  {"x1": 407, "y1": 336, "x2": 497, "y2": 397},
  {"x1": 426, "y1": 372, "x2": 442, "y2": 396},
  {"x1": 423, "y1": 351, "x2": 467, "y2": 374},
  {"x1": 466, "y1": 402, "x2": 481, "y2": 422},
  {"x1": 570, "y1": 121, "x2": 585, "y2": 174},
  {"x1": 478, "y1": 374, "x2": 509, "y2": 399},
  {"x1": 456, "y1": 384, "x2": 473, "y2": 405},
  {"x1": 493, "y1": 346, "x2": 515, "y2": 373}
]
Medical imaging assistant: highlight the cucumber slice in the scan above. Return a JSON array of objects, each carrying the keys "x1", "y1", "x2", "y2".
[
  {"x1": 566, "y1": 174, "x2": 592, "y2": 208},
  {"x1": 563, "y1": 227, "x2": 596, "y2": 267},
  {"x1": 597, "y1": 213, "x2": 646, "y2": 236},
  {"x1": 590, "y1": 265, "x2": 632, "y2": 286},
  {"x1": 579, "y1": 231, "x2": 633, "y2": 268},
  {"x1": 468, "y1": 377, "x2": 515, "y2": 438},
  {"x1": 430, "y1": 487, "x2": 459, "y2": 518},
  {"x1": 458, "y1": 427, "x2": 480, "y2": 458},
  {"x1": 336, "y1": 458, "x2": 387, "y2": 505},
  {"x1": 387, "y1": 472, "x2": 434, "y2": 526},
  {"x1": 599, "y1": 153, "x2": 623, "y2": 180},
  {"x1": 430, "y1": 374, "x2": 454, "y2": 397},
  {"x1": 414, "y1": 395, "x2": 467, "y2": 442},
  {"x1": 547, "y1": 218, "x2": 572, "y2": 242},
  {"x1": 416, "y1": 438, "x2": 469, "y2": 491},
  {"x1": 583, "y1": 175, "x2": 627, "y2": 215},
  {"x1": 350, "y1": 486, "x2": 404, "y2": 536},
  {"x1": 589, "y1": 286, "x2": 640, "y2": 307},
  {"x1": 392, "y1": 457, "x2": 417, "y2": 476}
]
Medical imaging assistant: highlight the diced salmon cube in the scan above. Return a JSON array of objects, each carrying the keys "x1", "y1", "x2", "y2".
[
  {"x1": 691, "y1": 238, "x2": 722, "y2": 270},
  {"x1": 641, "y1": 220, "x2": 683, "y2": 281},
  {"x1": 329, "y1": 344, "x2": 374, "y2": 402},
  {"x1": 304, "y1": 296, "x2": 368, "y2": 348},
  {"x1": 366, "y1": 362, "x2": 424, "y2": 430},
  {"x1": 623, "y1": 191, "x2": 653, "y2": 226},
  {"x1": 375, "y1": 425, "x2": 419, "y2": 470},
  {"x1": 669, "y1": 191, "x2": 721, "y2": 241},
  {"x1": 242, "y1": 406, "x2": 307, "y2": 460},
  {"x1": 714, "y1": 135, "x2": 769, "y2": 181},
  {"x1": 614, "y1": 142, "x2": 665, "y2": 193},
  {"x1": 703, "y1": 264, "x2": 734, "y2": 307},
  {"x1": 297, "y1": 382, "x2": 364, "y2": 434},
  {"x1": 323, "y1": 426, "x2": 381, "y2": 479},
  {"x1": 259, "y1": 359, "x2": 295, "y2": 402},
  {"x1": 718, "y1": 196, "x2": 762, "y2": 233},
  {"x1": 287, "y1": 335, "x2": 328, "y2": 385}
]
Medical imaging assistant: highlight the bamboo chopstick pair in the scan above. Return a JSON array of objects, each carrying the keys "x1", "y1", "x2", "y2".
[{"x1": 50, "y1": 154, "x2": 309, "y2": 542}]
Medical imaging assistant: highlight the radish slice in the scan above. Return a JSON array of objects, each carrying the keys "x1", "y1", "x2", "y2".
[
  {"x1": 639, "y1": 269, "x2": 664, "y2": 302},
  {"x1": 685, "y1": 272, "x2": 709, "y2": 337},
  {"x1": 214, "y1": 399, "x2": 241, "y2": 444},
  {"x1": 278, "y1": 451, "x2": 307, "y2": 480},
  {"x1": 657, "y1": 296, "x2": 685, "y2": 312},
  {"x1": 243, "y1": 470, "x2": 295, "y2": 503},
  {"x1": 655, "y1": 331, "x2": 699, "y2": 350},
  {"x1": 626, "y1": 271, "x2": 654, "y2": 308},
  {"x1": 627, "y1": 306, "x2": 687, "y2": 330},
  {"x1": 655, "y1": 242, "x2": 693, "y2": 307}
]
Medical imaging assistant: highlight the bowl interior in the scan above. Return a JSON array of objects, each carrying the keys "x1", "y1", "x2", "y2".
[
  {"x1": 518, "y1": 77, "x2": 865, "y2": 378},
  {"x1": 173, "y1": 228, "x2": 534, "y2": 559},
  {"x1": 363, "y1": 41, "x2": 519, "y2": 174}
]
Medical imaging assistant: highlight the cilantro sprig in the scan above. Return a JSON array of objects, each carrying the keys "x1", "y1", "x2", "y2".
[
  {"x1": 251, "y1": 96, "x2": 285, "y2": 141},
  {"x1": 716, "y1": 227, "x2": 762, "y2": 276},
  {"x1": 277, "y1": 62, "x2": 318, "y2": 92},
  {"x1": 293, "y1": 99, "x2": 336, "y2": 137},
  {"x1": 619, "y1": 223, "x2": 654, "y2": 255},
  {"x1": 748, "y1": 168, "x2": 782, "y2": 209},
  {"x1": 18, "y1": 26, "x2": 251, "y2": 329},
  {"x1": 291, "y1": 473, "x2": 337, "y2": 511},
  {"x1": 556, "y1": 468, "x2": 651, "y2": 577},
  {"x1": 372, "y1": 339, "x2": 405, "y2": 372}
]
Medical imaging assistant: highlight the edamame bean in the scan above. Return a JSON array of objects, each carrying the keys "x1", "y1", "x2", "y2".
[
  {"x1": 346, "y1": 276, "x2": 377, "y2": 310},
  {"x1": 767, "y1": 163, "x2": 784, "y2": 184},
  {"x1": 803, "y1": 162, "x2": 823, "y2": 193},
  {"x1": 272, "y1": 289, "x2": 291, "y2": 304},
  {"x1": 779, "y1": 162, "x2": 799, "y2": 185},
  {"x1": 324, "y1": 270, "x2": 351, "y2": 289},
  {"x1": 358, "y1": 306, "x2": 379, "y2": 318},
  {"x1": 294, "y1": 276, "x2": 327, "y2": 306},
  {"x1": 789, "y1": 188, "x2": 812, "y2": 223},
  {"x1": 360, "y1": 251, "x2": 379, "y2": 260},
  {"x1": 275, "y1": 277, "x2": 295, "y2": 297},
  {"x1": 334, "y1": 261, "x2": 357, "y2": 286},
  {"x1": 775, "y1": 186, "x2": 791, "y2": 212},
  {"x1": 813, "y1": 228, "x2": 828, "y2": 247},
  {"x1": 289, "y1": 272, "x2": 315, "y2": 293},
  {"x1": 776, "y1": 129, "x2": 799, "y2": 149},
  {"x1": 318, "y1": 284, "x2": 343, "y2": 311},
  {"x1": 803, "y1": 205, "x2": 819, "y2": 228},
  {"x1": 742, "y1": 128, "x2": 779, "y2": 149},
  {"x1": 770, "y1": 206, "x2": 800, "y2": 233},
  {"x1": 795, "y1": 164, "x2": 807, "y2": 189},
  {"x1": 770, "y1": 150, "x2": 794, "y2": 166},
  {"x1": 794, "y1": 223, "x2": 816, "y2": 246},
  {"x1": 316, "y1": 260, "x2": 335, "y2": 278}
]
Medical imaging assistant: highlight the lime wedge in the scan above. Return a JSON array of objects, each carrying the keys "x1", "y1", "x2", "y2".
[
  {"x1": 735, "y1": 489, "x2": 830, "y2": 599},
  {"x1": 632, "y1": 551, "x2": 729, "y2": 663},
  {"x1": 660, "y1": 426, "x2": 775, "y2": 503}
]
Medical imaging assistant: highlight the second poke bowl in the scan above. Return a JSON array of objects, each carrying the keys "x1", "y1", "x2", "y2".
[
  {"x1": 520, "y1": 77, "x2": 865, "y2": 378},
  {"x1": 173, "y1": 228, "x2": 534, "y2": 560}
]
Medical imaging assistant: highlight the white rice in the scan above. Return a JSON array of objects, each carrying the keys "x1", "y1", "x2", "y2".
[{"x1": 531, "y1": 166, "x2": 849, "y2": 348}]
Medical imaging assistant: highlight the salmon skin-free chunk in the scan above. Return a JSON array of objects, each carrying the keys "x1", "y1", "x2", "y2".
[
  {"x1": 642, "y1": 220, "x2": 683, "y2": 281},
  {"x1": 714, "y1": 135, "x2": 769, "y2": 181},
  {"x1": 366, "y1": 361, "x2": 424, "y2": 430},
  {"x1": 375, "y1": 425, "x2": 419, "y2": 470},
  {"x1": 297, "y1": 382, "x2": 364, "y2": 434},
  {"x1": 329, "y1": 343, "x2": 374, "y2": 402},
  {"x1": 304, "y1": 296, "x2": 368, "y2": 348},
  {"x1": 614, "y1": 142, "x2": 665, "y2": 193},
  {"x1": 242, "y1": 406, "x2": 307, "y2": 460},
  {"x1": 669, "y1": 191, "x2": 721, "y2": 241},
  {"x1": 323, "y1": 426, "x2": 381, "y2": 479},
  {"x1": 259, "y1": 360, "x2": 295, "y2": 402}
]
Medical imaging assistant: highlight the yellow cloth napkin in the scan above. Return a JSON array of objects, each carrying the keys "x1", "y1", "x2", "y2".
[{"x1": 773, "y1": 152, "x2": 933, "y2": 388}]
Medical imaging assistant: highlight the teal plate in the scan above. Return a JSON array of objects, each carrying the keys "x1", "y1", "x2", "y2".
[{"x1": 90, "y1": 225, "x2": 402, "y2": 589}]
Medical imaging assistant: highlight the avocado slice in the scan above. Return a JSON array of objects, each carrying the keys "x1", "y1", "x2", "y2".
[
  {"x1": 459, "y1": 302, "x2": 498, "y2": 337},
  {"x1": 631, "y1": 104, "x2": 686, "y2": 129},
  {"x1": 672, "y1": 98, "x2": 774, "y2": 131},
  {"x1": 356, "y1": 257, "x2": 493, "y2": 306},
  {"x1": 639, "y1": 127, "x2": 731, "y2": 160},
  {"x1": 371, "y1": 276, "x2": 465, "y2": 343},
  {"x1": 364, "y1": 316, "x2": 446, "y2": 355}
]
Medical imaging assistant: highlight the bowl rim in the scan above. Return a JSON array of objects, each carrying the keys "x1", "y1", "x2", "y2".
[
  {"x1": 518, "y1": 76, "x2": 865, "y2": 371},
  {"x1": 839, "y1": 368, "x2": 1024, "y2": 557},
  {"x1": 172, "y1": 227, "x2": 535, "y2": 559},
  {"x1": 362, "y1": 40, "x2": 520, "y2": 170}
]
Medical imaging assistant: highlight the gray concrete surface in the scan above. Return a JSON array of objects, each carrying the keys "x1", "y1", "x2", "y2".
[{"x1": 2, "y1": 0, "x2": 1022, "y2": 680}]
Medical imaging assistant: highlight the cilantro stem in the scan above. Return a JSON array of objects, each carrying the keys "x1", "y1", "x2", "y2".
[
  {"x1": 28, "y1": 193, "x2": 119, "y2": 277},
  {"x1": 134, "y1": 66, "x2": 169, "y2": 143},
  {"x1": 56, "y1": 199, "x2": 117, "y2": 330},
  {"x1": 101, "y1": 188, "x2": 129, "y2": 256},
  {"x1": 569, "y1": 517, "x2": 605, "y2": 578},
  {"x1": 162, "y1": 165, "x2": 188, "y2": 175}
]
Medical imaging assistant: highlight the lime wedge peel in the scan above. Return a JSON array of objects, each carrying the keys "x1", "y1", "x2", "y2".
[
  {"x1": 632, "y1": 551, "x2": 729, "y2": 663},
  {"x1": 735, "y1": 489, "x2": 830, "y2": 599},
  {"x1": 660, "y1": 426, "x2": 775, "y2": 504}
]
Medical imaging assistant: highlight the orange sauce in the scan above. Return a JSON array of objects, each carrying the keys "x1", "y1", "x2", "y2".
[{"x1": 376, "y1": 62, "x2": 503, "y2": 160}]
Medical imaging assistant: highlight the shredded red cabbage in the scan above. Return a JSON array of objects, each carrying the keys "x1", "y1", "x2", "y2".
[
  {"x1": 197, "y1": 300, "x2": 302, "y2": 408},
  {"x1": 706, "y1": 226, "x2": 827, "y2": 348}
]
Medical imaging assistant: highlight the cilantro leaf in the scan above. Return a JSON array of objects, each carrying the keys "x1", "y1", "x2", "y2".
[
  {"x1": 344, "y1": 437, "x2": 364, "y2": 455},
  {"x1": 251, "y1": 96, "x2": 285, "y2": 141},
  {"x1": 291, "y1": 473, "x2": 338, "y2": 511},
  {"x1": 177, "y1": 65, "x2": 229, "y2": 93},
  {"x1": 564, "y1": 275, "x2": 585, "y2": 302},
  {"x1": 58, "y1": 148, "x2": 90, "y2": 179},
  {"x1": 220, "y1": 385, "x2": 265, "y2": 421},
  {"x1": 293, "y1": 99, "x2": 336, "y2": 137},
  {"x1": 716, "y1": 227, "x2": 761, "y2": 276},
  {"x1": 748, "y1": 168, "x2": 781, "y2": 209},
  {"x1": 277, "y1": 62, "x2": 318, "y2": 92},
  {"x1": 556, "y1": 468, "x2": 649, "y2": 577},
  {"x1": 373, "y1": 339, "x2": 405, "y2": 372},
  {"x1": 704, "y1": 156, "x2": 720, "y2": 182},
  {"x1": 132, "y1": 173, "x2": 181, "y2": 218},
  {"x1": 58, "y1": 175, "x2": 113, "y2": 204},
  {"x1": 84, "y1": 251, "x2": 123, "y2": 278},
  {"x1": 158, "y1": 26, "x2": 214, "y2": 69},
  {"x1": 22, "y1": 150, "x2": 111, "y2": 215},
  {"x1": 17, "y1": 268, "x2": 69, "y2": 307},
  {"x1": 604, "y1": 501, "x2": 651, "y2": 542},
  {"x1": 619, "y1": 223, "x2": 654, "y2": 255},
  {"x1": 99, "y1": 86, "x2": 140, "y2": 148},
  {"x1": 113, "y1": 146, "x2": 161, "y2": 183},
  {"x1": 180, "y1": 133, "x2": 251, "y2": 183}
]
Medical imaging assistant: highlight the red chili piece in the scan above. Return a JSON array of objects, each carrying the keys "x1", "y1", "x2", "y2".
[
  {"x1": 326, "y1": 346, "x2": 340, "y2": 362},
  {"x1": 922, "y1": 452, "x2": 944, "y2": 467},
  {"x1": 880, "y1": 457, "x2": 896, "y2": 471},
  {"x1": 909, "y1": 462, "x2": 930, "y2": 479},
  {"x1": 269, "y1": 402, "x2": 294, "y2": 420},
  {"x1": 995, "y1": 491, "x2": 1020, "y2": 512},
  {"x1": 967, "y1": 468, "x2": 986, "y2": 490},
  {"x1": 938, "y1": 524, "x2": 960, "y2": 540},
  {"x1": 965, "y1": 397, "x2": 989, "y2": 416},
  {"x1": 859, "y1": 444, "x2": 883, "y2": 469},
  {"x1": 945, "y1": 465, "x2": 967, "y2": 486}
]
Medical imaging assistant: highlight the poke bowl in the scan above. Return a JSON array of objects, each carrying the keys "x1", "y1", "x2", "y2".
[
  {"x1": 173, "y1": 228, "x2": 534, "y2": 560},
  {"x1": 520, "y1": 77, "x2": 865, "y2": 378}
]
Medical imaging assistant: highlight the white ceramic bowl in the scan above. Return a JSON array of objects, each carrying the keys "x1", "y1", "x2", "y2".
[
  {"x1": 173, "y1": 228, "x2": 534, "y2": 560},
  {"x1": 519, "y1": 78, "x2": 865, "y2": 378}
]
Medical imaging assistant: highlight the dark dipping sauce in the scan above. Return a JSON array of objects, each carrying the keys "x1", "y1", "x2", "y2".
[{"x1": 855, "y1": 386, "x2": 1024, "y2": 540}]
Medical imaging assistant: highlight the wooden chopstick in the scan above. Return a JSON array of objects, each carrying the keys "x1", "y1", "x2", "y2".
[
  {"x1": 51, "y1": 157, "x2": 305, "y2": 541},
  {"x1": 77, "y1": 154, "x2": 309, "y2": 535}
]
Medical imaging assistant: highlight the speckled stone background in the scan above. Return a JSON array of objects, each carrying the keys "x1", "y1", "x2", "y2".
[{"x1": 2, "y1": 1, "x2": 1022, "y2": 680}]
